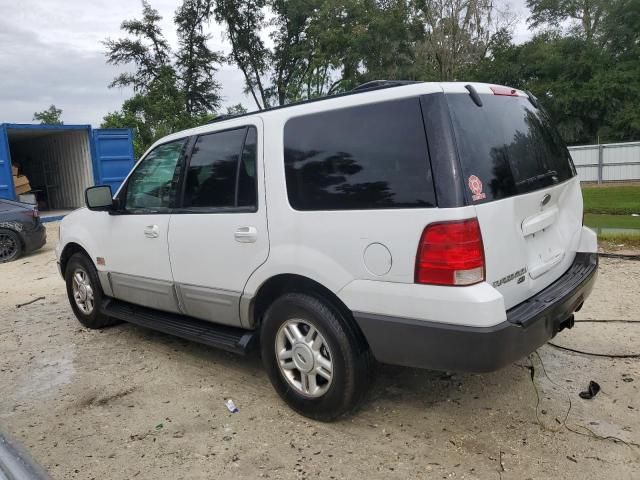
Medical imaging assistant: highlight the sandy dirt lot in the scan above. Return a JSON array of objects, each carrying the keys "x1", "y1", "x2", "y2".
[{"x1": 1, "y1": 223, "x2": 638, "y2": 479}]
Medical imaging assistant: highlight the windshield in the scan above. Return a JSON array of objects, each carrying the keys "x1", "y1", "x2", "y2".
[{"x1": 446, "y1": 93, "x2": 576, "y2": 203}]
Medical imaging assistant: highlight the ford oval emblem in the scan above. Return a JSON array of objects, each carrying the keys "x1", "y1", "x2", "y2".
[{"x1": 541, "y1": 194, "x2": 551, "y2": 207}]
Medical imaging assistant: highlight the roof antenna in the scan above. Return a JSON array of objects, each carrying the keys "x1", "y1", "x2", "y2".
[{"x1": 464, "y1": 85, "x2": 483, "y2": 107}]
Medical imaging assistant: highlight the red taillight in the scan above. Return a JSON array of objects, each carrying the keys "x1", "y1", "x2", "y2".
[
  {"x1": 490, "y1": 85, "x2": 518, "y2": 96},
  {"x1": 24, "y1": 208, "x2": 38, "y2": 218},
  {"x1": 415, "y1": 219, "x2": 485, "y2": 286}
]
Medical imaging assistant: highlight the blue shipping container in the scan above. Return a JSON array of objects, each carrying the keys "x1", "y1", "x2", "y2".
[{"x1": 0, "y1": 123, "x2": 134, "y2": 209}]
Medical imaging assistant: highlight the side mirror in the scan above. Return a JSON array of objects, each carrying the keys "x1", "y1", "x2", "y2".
[{"x1": 85, "y1": 185, "x2": 114, "y2": 211}]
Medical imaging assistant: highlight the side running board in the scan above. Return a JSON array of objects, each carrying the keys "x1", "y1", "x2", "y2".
[{"x1": 100, "y1": 298, "x2": 258, "y2": 355}]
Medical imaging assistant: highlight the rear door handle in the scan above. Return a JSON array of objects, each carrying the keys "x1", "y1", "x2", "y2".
[
  {"x1": 234, "y1": 226, "x2": 257, "y2": 243},
  {"x1": 144, "y1": 225, "x2": 159, "y2": 238}
]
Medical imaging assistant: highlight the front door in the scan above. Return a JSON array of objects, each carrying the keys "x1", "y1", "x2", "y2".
[
  {"x1": 168, "y1": 121, "x2": 268, "y2": 327},
  {"x1": 100, "y1": 138, "x2": 188, "y2": 313}
]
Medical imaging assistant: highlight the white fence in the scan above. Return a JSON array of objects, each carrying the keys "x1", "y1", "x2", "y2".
[{"x1": 569, "y1": 141, "x2": 640, "y2": 183}]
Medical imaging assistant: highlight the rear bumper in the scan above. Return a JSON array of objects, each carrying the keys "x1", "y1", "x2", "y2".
[
  {"x1": 353, "y1": 252, "x2": 598, "y2": 373},
  {"x1": 22, "y1": 222, "x2": 46, "y2": 253}
]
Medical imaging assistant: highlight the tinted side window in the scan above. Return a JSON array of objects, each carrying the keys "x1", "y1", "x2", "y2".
[
  {"x1": 183, "y1": 128, "x2": 249, "y2": 208},
  {"x1": 284, "y1": 98, "x2": 435, "y2": 210},
  {"x1": 125, "y1": 139, "x2": 186, "y2": 211}
]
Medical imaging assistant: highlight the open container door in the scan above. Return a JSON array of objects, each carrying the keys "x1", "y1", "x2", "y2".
[
  {"x1": 91, "y1": 128, "x2": 135, "y2": 195},
  {"x1": 0, "y1": 125, "x2": 16, "y2": 200}
]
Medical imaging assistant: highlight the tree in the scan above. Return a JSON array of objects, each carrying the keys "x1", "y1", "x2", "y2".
[
  {"x1": 103, "y1": 0, "x2": 222, "y2": 156},
  {"x1": 412, "y1": 0, "x2": 513, "y2": 81},
  {"x1": 226, "y1": 103, "x2": 248, "y2": 115},
  {"x1": 102, "y1": 68, "x2": 216, "y2": 158},
  {"x1": 214, "y1": 0, "x2": 421, "y2": 108},
  {"x1": 175, "y1": 0, "x2": 223, "y2": 114},
  {"x1": 33, "y1": 105, "x2": 63, "y2": 125},
  {"x1": 214, "y1": 0, "x2": 271, "y2": 108},
  {"x1": 526, "y1": 0, "x2": 608, "y2": 40},
  {"x1": 104, "y1": 0, "x2": 171, "y2": 92}
]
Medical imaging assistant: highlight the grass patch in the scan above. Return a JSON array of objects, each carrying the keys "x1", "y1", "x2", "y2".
[
  {"x1": 598, "y1": 234, "x2": 640, "y2": 249},
  {"x1": 584, "y1": 213, "x2": 640, "y2": 229},
  {"x1": 581, "y1": 185, "x2": 640, "y2": 215}
]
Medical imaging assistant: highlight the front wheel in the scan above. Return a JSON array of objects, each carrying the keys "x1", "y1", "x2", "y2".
[
  {"x1": 261, "y1": 293, "x2": 375, "y2": 421},
  {"x1": 65, "y1": 253, "x2": 118, "y2": 329}
]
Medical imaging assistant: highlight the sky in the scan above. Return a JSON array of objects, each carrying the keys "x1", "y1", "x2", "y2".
[{"x1": 0, "y1": 0, "x2": 532, "y2": 127}]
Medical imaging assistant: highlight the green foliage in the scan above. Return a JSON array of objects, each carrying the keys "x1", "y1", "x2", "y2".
[
  {"x1": 226, "y1": 103, "x2": 248, "y2": 115},
  {"x1": 104, "y1": 0, "x2": 640, "y2": 156},
  {"x1": 583, "y1": 213, "x2": 640, "y2": 230},
  {"x1": 582, "y1": 185, "x2": 640, "y2": 215},
  {"x1": 175, "y1": 0, "x2": 223, "y2": 114},
  {"x1": 103, "y1": 0, "x2": 221, "y2": 156},
  {"x1": 526, "y1": 0, "x2": 608, "y2": 39},
  {"x1": 33, "y1": 105, "x2": 63, "y2": 125},
  {"x1": 469, "y1": 0, "x2": 640, "y2": 145},
  {"x1": 104, "y1": 0, "x2": 171, "y2": 92}
]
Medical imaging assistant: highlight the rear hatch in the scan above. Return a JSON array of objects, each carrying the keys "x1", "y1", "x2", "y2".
[{"x1": 445, "y1": 86, "x2": 583, "y2": 309}]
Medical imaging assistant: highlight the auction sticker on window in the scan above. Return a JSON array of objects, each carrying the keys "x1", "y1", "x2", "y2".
[{"x1": 468, "y1": 175, "x2": 486, "y2": 201}]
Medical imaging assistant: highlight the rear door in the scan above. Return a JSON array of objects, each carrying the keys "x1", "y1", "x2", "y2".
[
  {"x1": 92, "y1": 128, "x2": 136, "y2": 194},
  {"x1": 445, "y1": 86, "x2": 582, "y2": 309},
  {"x1": 98, "y1": 138, "x2": 187, "y2": 313},
  {"x1": 168, "y1": 121, "x2": 268, "y2": 327}
]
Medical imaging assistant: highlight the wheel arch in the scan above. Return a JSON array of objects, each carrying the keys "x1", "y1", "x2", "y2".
[
  {"x1": 59, "y1": 242, "x2": 92, "y2": 276},
  {"x1": 247, "y1": 273, "x2": 369, "y2": 349}
]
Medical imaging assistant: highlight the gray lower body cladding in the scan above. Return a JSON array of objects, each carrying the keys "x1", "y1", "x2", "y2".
[{"x1": 353, "y1": 252, "x2": 598, "y2": 373}]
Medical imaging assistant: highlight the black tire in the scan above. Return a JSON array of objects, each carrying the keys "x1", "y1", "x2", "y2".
[
  {"x1": 0, "y1": 229, "x2": 22, "y2": 263},
  {"x1": 261, "y1": 292, "x2": 375, "y2": 421},
  {"x1": 65, "y1": 253, "x2": 118, "y2": 329}
]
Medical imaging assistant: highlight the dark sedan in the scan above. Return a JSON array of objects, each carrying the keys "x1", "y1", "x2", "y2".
[{"x1": 0, "y1": 199, "x2": 46, "y2": 262}]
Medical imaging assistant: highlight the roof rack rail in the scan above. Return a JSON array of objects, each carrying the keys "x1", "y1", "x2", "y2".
[
  {"x1": 207, "y1": 113, "x2": 240, "y2": 124},
  {"x1": 204, "y1": 80, "x2": 423, "y2": 125},
  {"x1": 352, "y1": 80, "x2": 422, "y2": 91}
]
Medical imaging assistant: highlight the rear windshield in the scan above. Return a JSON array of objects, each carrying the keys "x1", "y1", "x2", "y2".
[{"x1": 446, "y1": 93, "x2": 575, "y2": 203}]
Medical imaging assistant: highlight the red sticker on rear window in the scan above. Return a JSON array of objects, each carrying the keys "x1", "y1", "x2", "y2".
[{"x1": 468, "y1": 175, "x2": 486, "y2": 201}]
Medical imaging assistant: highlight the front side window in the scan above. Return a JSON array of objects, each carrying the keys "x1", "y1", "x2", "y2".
[
  {"x1": 183, "y1": 126, "x2": 257, "y2": 209},
  {"x1": 125, "y1": 139, "x2": 186, "y2": 211},
  {"x1": 283, "y1": 98, "x2": 436, "y2": 210}
]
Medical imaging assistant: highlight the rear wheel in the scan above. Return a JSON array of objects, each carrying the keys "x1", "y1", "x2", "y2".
[
  {"x1": 0, "y1": 229, "x2": 22, "y2": 263},
  {"x1": 65, "y1": 253, "x2": 118, "y2": 329},
  {"x1": 261, "y1": 292, "x2": 375, "y2": 421}
]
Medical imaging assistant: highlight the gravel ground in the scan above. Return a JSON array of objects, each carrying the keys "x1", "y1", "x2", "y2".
[{"x1": 1, "y1": 223, "x2": 638, "y2": 480}]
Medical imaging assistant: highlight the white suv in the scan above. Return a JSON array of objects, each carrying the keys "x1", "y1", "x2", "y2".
[{"x1": 56, "y1": 81, "x2": 598, "y2": 420}]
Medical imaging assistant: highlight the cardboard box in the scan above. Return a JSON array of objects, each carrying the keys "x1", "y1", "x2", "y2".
[
  {"x1": 13, "y1": 175, "x2": 30, "y2": 188},
  {"x1": 15, "y1": 183, "x2": 31, "y2": 195},
  {"x1": 11, "y1": 165, "x2": 19, "y2": 176}
]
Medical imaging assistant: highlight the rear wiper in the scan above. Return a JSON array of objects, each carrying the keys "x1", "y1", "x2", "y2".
[{"x1": 515, "y1": 170, "x2": 558, "y2": 186}]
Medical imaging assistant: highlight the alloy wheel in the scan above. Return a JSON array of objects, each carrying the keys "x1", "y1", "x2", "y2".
[
  {"x1": 275, "y1": 318, "x2": 334, "y2": 398},
  {"x1": 72, "y1": 268, "x2": 95, "y2": 315}
]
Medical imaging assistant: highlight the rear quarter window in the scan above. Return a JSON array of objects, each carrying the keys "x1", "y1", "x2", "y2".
[{"x1": 283, "y1": 98, "x2": 436, "y2": 210}]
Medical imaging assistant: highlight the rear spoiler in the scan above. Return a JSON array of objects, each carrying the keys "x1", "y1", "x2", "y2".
[{"x1": 464, "y1": 84, "x2": 540, "y2": 109}]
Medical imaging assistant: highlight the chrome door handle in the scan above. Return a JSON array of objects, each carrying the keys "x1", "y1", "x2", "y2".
[
  {"x1": 234, "y1": 226, "x2": 257, "y2": 243},
  {"x1": 144, "y1": 225, "x2": 159, "y2": 238}
]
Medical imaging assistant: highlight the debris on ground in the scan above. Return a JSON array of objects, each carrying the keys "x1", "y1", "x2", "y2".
[
  {"x1": 225, "y1": 399, "x2": 239, "y2": 413},
  {"x1": 579, "y1": 381, "x2": 601, "y2": 400},
  {"x1": 15, "y1": 296, "x2": 45, "y2": 308}
]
